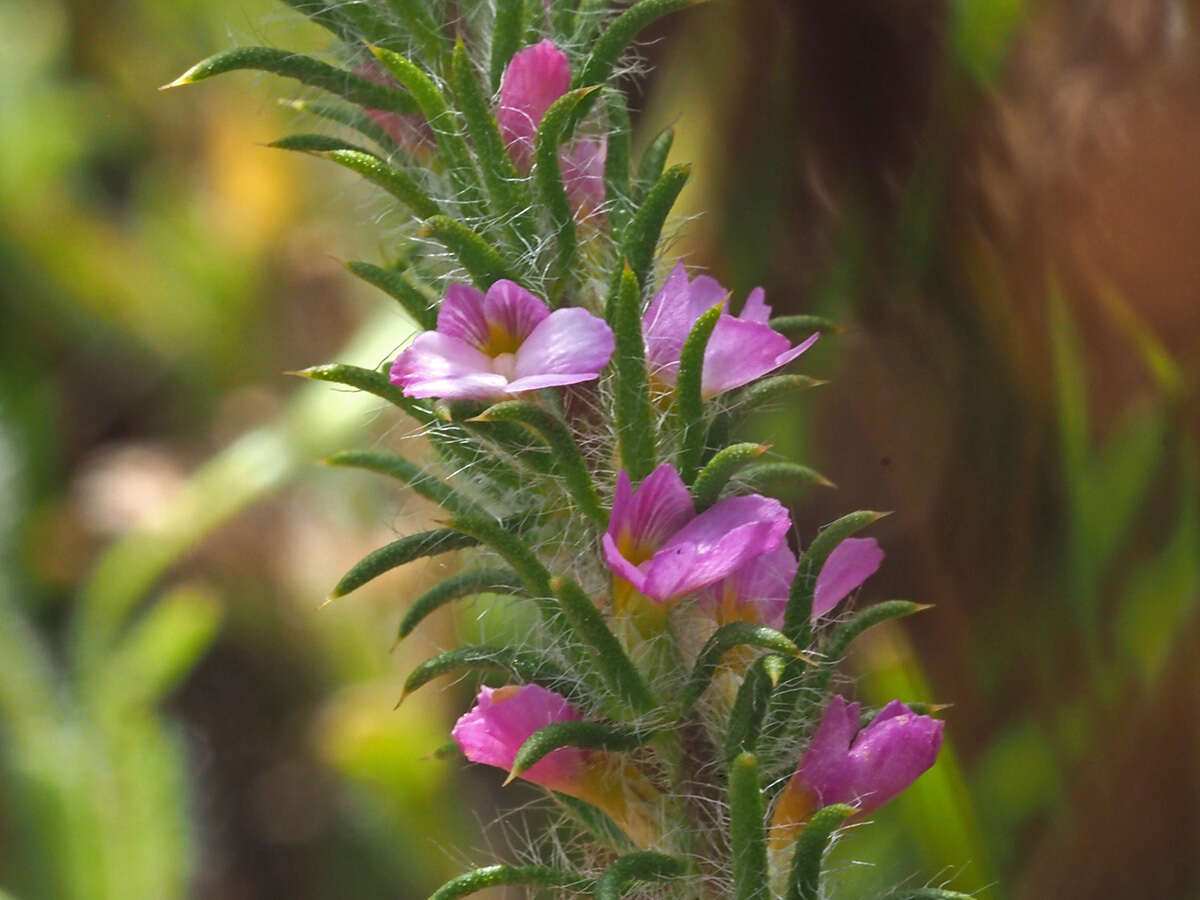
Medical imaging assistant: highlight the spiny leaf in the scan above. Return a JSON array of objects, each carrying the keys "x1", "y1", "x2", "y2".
[
  {"x1": 449, "y1": 515, "x2": 553, "y2": 600},
  {"x1": 769, "y1": 314, "x2": 840, "y2": 339},
  {"x1": 624, "y1": 163, "x2": 691, "y2": 288},
  {"x1": 163, "y1": 48, "x2": 418, "y2": 115},
  {"x1": 472, "y1": 402, "x2": 605, "y2": 526},
  {"x1": 736, "y1": 461, "x2": 835, "y2": 497},
  {"x1": 635, "y1": 127, "x2": 674, "y2": 202},
  {"x1": 429, "y1": 865, "x2": 589, "y2": 900},
  {"x1": 782, "y1": 510, "x2": 890, "y2": 644},
  {"x1": 594, "y1": 852, "x2": 687, "y2": 900},
  {"x1": 324, "y1": 450, "x2": 474, "y2": 515},
  {"x1": 691, "y1": 443, "x2": 770, "y2": 510},
  {"x1": 294, "y1": 364, "x2": 434, "y2": 423},
  {"x1": 821, "y1": 600, "x2": 930, "y2": 669},
  {"x1": 603, "y1": 88, "x2": 634, "y2": 236},
  {"x1": 402, "y1": 645, "x2": 569, "y2": 698},
  {"x1": 680, "y1": 622, "x2": 808, "y2": 711},
  {"x1": 555, "y1": 793, "x2": 638, "y2": 852},
  {"x1": 577, "y1": 0, "x2": 707, "y2": 92},
  {"x1": 786, "y1": 804, "x2": 855, "y2": 900},
  {"x1": 729, "y1": 753, "x2": 769, "y2": 900},
  {"x1": 534, "y1": 86, "x2": 602, "y2": 284},
  {"x1": 717, "y1": 374, "x2": 827, "y2": 435},
  {"x1": 398, "y1": 568, "x2": 523, "y2": 639},
  {"x1": 611, "y1": 266, "x2": 657, "y2": 480},
  {"x1": 329, "y1": 529, "x2": 476, "y2": 600},
  {"x1": 573, "y1": 0, "x2": 612, "y2": 48},
  {"x1": 279, "y1": 98, "x2": 398, "y2": 155},
  {"x1": 346, "y1": 261, "x2": 437, "y2": 330},
  {"x1": 490, "y1": 0, "x2": 527, "y2": 90},
  {"x1": 723, "y1": 654, "x2": 782, "y2": 762},
  {"x1": 674, "y1": 301, "x2": 722, "y2": 482},
  {"x1": 270, "y1": 137, "x2": 440, "y2": 219},
  {"x1": 383, "y1": 0, "x2": 448, "y2": 65},
  {"x1": 369, "y1": 45, "x2": 483, "y2": 214},
  {"x1": 421, "y1": 216, "x2": 523, "y2": 289},
  {"x1": 451, "y1": 40, "x2": 530, "y2": 237},
  {"x1": 509, "y1": 721, "x2": 653, "y2": 781},
  {"x1": 551, "y1": 576, "x2": 656, "y2": 714}
]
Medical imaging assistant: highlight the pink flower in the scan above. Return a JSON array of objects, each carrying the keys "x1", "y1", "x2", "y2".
[
  {"x1": 452, "y1": 684, "x2": 585, "y2": 793},
  {"x1": 697, "y1": 536, "x2": 884, "y2": 629},
  {"x1": 643, "y1": 262, "x2": 819, "y2": 399},
  {"x1": 603, "y1": 463, "x2": 792, "y2": 606},
  {"x1": 452, "y1": 684, "x2": 663, "y2": 846},
  {"x1": 496, "y1": 40, "x2": 607, "y2": 217},
  {"x1": 772, "y1": 695, "x2": 943, "y2": 836},
  {"x1": 389, "y1": 280, "x2": 614, "y2": 400}
]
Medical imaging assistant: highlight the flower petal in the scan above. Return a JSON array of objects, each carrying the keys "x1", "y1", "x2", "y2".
[
  {"x1": 737, "y1": 286, "x2": 772, "y2": 324},
  {"x1": 497, "y1": 39, "x2": 571, "y2": 171},
  {"x1": 514, "y1": 307, "x2": 614, "y2": 380},
  {"x1": 812, "y1": 537, "x2": 884, "y2": 620},
  {"x1": 642, "y1": 262, "x2": 728, "y2": 382},
  {"x1": 391, "y1": 331, "x2": 497, "y2": 394},
  {"x1": 701, "y1": 318, "x2": 815, "y2": 398},
  {"x1": 436, "y1": 284, "x2": 490, "y2": 350},
  {"x1": 452, "y1": 684, "x2": 584, "y2": 791},
  {"x1": 697, "y1": 542, "x2": 798, "y2": 629},
  {"x1": 483, "y1": 280, "x2": 550, "y2": 348},
  {"x1": 560, "y1": 138, "x2": 607, "y2": 217},
  {"x1": 794, "y1": 695, "x2": 860, "y2": 807},
  {"x1": 845, "y1": 705, "x2": 943, "y2": 814},
  {"x1": 642, "y1": 494, "x2": 790, "y2": 602}
]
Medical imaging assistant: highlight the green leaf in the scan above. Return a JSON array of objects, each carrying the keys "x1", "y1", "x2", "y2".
[
  {"x1": 723, "y1": 654, "x2": 782, "y2": 762},
  {"x1": 594, "y1": 852, "x2": 687, "y2": 900},
  {"x1": 603, "y1": 89, "x2": 634, "y2": 237},
  {"x1": 724, "y1": 374, "x2": 827, "y2": 424},
  {"x1": 577, "y1": 0, "x2": 706, "y2": 92},
  {"x1": 534, "y1": 86, "x2": 602, "y2": 284},
  {"x1": 782, "y1": 510, "x2": 890, "y2": 644},
  {"x1": 370, "y1": 45, "x2": 483, "y2": 214},
  {"x1": 509, "y1": 721, "x2": 653, "y2": 781},
  {"x1": 421, "y1": 216, "x2": 523, "y2": 289},
  {"x1": 551, "y1": 576, "x2": 656, "y2": 714},
  {"x1": 270, "y1": 136, "x2": 440, "y2": 219},
  {"x1": 635, "y1": 127, "x2": 674, "y2": 202},
  {"x1": 449, "y1": 514, "x2": 553, "y2": 600},
  {"x1": 451, "y1": 40, "x2": 530, "y2": 237},
  {"x1": 490, "y1": 0, "x2": 528, "y2": 90},
  {"x1": 786, "y1": 804, "x2": 854, "y2": 900},
  {"x1": 555, "y1": 793, "x2": 638, "y2": 852},
  {"x1": 429, "y1": 865, "x2": 589, "y2": 900},
  {"x1": 346, "y1": 261, "x2": 437, "y2": 330},
  {"x1": 573, "y1": 0, "x2": 612, "y2": 47},
  {"x1": 279, "y1": 98, "x2": 399, "y2": 155},
  {"x1": 611, "y1": 266, "x2": 657, "y2": 480},
  {"x1": 329, "y1": 529, "x2": 476, "y2": 600},
  {"x1": 324, "y1": 450, "x2": 474, "y2": 515},
  {"x1": 674, "y1": 301, "x2": 722, "y2": 482},
  {"x1": 680, "y1": 622, "x2": 806, "y2": 711},
  {"x1": 163, "y1": 48, "x2": 418, "y2": 115},
  {"x1": 547, "y1": 0, "x2": 577, "y2": 40},
  {"x1": 735, "y1": 462, "x2": 835, "y2": 498},
  {"x1": 472, "y1": 402, "x2": 605, "y2": 526},
  {"x1": 768, "y1": 315, "x2": 839, "y2": 339},
  {"x1": 821, "y1": 600, "x2": 930, "y2": 668},
  {"x1": 691, "y1": 443, "x2": 770, "y2": 510},
  {"x1": 402, "y1": 645, "x2": 570, "y2": 698},
  {"x1": 398, "y1": 568, "x2": 523, "y2": 639},
  {"x1": 294, "y1": 363, "x2": 435, "y2": 424},
  {"x1": 729, "y1": 752, "x2": 769, "y2": 900},
  {"x1": 623, "y1": 163, "x2": 691, "y2": 288}
]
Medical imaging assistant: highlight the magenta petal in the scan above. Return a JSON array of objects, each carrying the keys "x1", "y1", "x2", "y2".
[
  {"x1": 497, "y1": 39, "x2": 571, "y2": 171},
  {"x1": 608, "y1": 464, "x2": 695, "y2": 549},
  {"x1": 391, "y1": 331, "x2": 499, "y2": 399},
  {"x1": 561, "y1": 138, "x2": 607, "y2": 216},
  {"x1": 451, "y1": 684, "x2": 585, "y2": 791},
  {"x1": 482, "y1": 280, "x2": 550, "y2": 346},
  {"x1": 602, "y1": 532, "x2": 649, "y2": 593},
  {"x1": 504, "y1": 372, "x2": 602, "y2": 393},
  {"x1": 437, "y1": 284, "x2": 490, "y2": 350},
  {"x1": 514, "y1": 307, "x2": 614, "y2": 380},
  {"x1": 642, "y1": 494, "x2": 790, "y2": 602},
  {"x1": 738, "y1": 286, "x2": 772, "y2": 324},
  {"x1": 812, "y1": 537, "x2": 885, "y2": 620},
  {"x1": 846, "y1": 705, "x2": 943, "y2": 814},
  {"x1": 643, "y1": 262, "x2": 706, "y2": 381},
  {"x1": 697, "y1": 542, "x2": 798, "y2": 629},
  {"x1": 700, "y1": 317, "x2": 811, "y2": 398},
  {"x1": 795, "y1": 695, "x2": 860, "y2": 807}
]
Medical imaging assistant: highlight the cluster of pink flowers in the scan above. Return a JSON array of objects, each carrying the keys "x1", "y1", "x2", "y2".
[{"x1": 383, "y1": 32, "x2": 943, "y2": 847}]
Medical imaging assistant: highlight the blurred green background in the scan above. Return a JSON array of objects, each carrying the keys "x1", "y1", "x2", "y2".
[{"x1": 1, "y1": 0, "x2": 1197, "y2": 898}]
